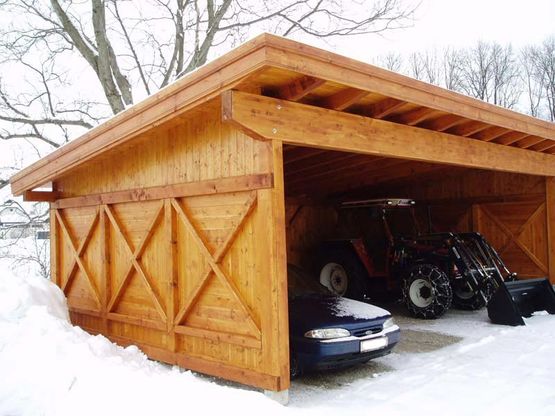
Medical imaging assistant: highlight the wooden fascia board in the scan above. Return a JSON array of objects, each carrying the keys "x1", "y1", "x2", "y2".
[
  {"x1": 262, "y1": 37, "x2": 555, "y2": 142},
  {"x1": 9, "y1": 36, "x2": 274, "y2": 196},
  {"x1": 222, "y1": 90, "x2": 555, "y2": 177}
]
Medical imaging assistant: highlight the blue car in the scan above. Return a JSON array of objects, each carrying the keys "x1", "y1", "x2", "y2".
[{"x1": 288, "y1": 264, "x2": 400, "y2": 377}]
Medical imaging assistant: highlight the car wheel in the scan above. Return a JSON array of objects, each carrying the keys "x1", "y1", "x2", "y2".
[
  {"x1": 318, "y1": 249, "x2": 367, "y2": 300},
  {"x1": 452, "y1": 279, "x2": 495, "y2": 310},
  {"x1": 402, "y1": 263, "x2": 452, "y2": 319}
]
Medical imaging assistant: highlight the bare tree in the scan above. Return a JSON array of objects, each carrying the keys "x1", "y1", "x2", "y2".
[
  {"x1": 528, "y1": 37, "x2": 555, "y2": 121},
  {"x1": 459, "y1": 41, "x2": 521, "y2": 109},
  {"x1": 0, "y1": 0, "x2": 417, "y2": 154},
  {"x1": 407, "y1": 49, "x2": 441, "y2": 85},
  {"x1": 377, "y1": 51, "x2": 404, "y2": 72},
  {"x1": 521, "y1": 46, "x2": 545, "y2": 118}
]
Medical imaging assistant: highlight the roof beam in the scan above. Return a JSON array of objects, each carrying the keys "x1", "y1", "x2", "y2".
[
  {"x1": 318, "y1": 88, "x2": 369, "y2": 111},
  {"x1": 222, "y1": 90, "x2": 555, "y2": 177},
  {"x1": 272, "y1": 75, "x2": 325, "y2": 101}
]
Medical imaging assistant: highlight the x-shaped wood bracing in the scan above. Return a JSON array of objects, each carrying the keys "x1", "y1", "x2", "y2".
[
  {"x1": 105, "y1": 203, "x2": 167, "y2": 321},
  {"x1": 481, "y1": 203, "x2": 548, "y2": 273},
  {"x1": 55, "y1": 208, "x2": 101, "y2": 307},
  {"x1": 171, "y1": 193, "x2": 261, "y2": 337}
]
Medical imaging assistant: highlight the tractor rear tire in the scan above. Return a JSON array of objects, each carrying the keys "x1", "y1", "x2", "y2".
[
  {"x1": 402, "y1": 263, "x2": 452, "y2": 319},
  {"x1": 317, "y1": 249, "x2": 368, "y2": 300}
]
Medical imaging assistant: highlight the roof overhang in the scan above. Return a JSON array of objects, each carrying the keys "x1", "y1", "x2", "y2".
[{"x1": 10, "y1": 33, "x2": 555, "y2": 197}]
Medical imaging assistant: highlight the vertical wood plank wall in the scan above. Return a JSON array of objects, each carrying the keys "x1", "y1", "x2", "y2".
[
  {"x1": 283, "y1": 169, "x2": 555, "y2": 283},
  {"x1": 380, "y1": 170, "x2": 554, "y2": 282},
  {"x1": 50, "y1": 102, "x2": 290, "y2": 391}
]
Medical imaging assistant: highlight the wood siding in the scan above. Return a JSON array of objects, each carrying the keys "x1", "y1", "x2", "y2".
[
  {"x1": 50, "y1": 109, "x2": 289, "y2": 391},
  {"x1": 385, "y1": 170, "x2": 553, "y2": 282},
  {"x1": 56, "y1": 101, "x2": 271, "y2": 197}
]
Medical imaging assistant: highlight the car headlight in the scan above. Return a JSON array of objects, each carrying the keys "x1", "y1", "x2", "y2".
[
  {"x1": 304, "y1": 328, "x2": 350, "y2": 339},
  {"x1": 383, "y1": 317, "x2": 396, "y2": 329}
]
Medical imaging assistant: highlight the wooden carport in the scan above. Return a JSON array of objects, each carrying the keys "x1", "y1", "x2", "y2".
[{"x1": 10, "y1": 34, "x2": 555, "y2": 392}]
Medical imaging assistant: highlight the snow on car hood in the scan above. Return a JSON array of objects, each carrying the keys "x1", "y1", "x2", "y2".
[{"x1": 331, "y1": 297, "x2": 390, "y2": 320}]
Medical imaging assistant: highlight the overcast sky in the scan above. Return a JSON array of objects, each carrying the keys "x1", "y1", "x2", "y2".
[{"x1": 325, "y1": 0, "x2": 555, "y2": 61}]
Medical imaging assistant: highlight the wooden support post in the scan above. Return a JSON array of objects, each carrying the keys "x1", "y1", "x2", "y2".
[
  {"x1": 269, "y1": 140, "x2": 290, "y2": 390},
  {"x1": 50, "y1": 208, "x2": 58, "y2": 286},
  {"x1": 546, "y1": 177, "x2": 555, "y2": 283}
]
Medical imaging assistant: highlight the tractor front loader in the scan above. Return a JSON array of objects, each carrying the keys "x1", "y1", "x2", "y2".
[{"x1": 316, "y1": 199, "x2": 555, "y2": 325}]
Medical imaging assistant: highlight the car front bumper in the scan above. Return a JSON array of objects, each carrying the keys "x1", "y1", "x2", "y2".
[{"x1": 293, "y1": 325, "x2": 400, "y2": 372}]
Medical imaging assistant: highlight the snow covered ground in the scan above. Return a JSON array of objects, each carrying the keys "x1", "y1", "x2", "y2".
[{"x1": 1, "y1": 264, "x2": 555, "y2": 416}]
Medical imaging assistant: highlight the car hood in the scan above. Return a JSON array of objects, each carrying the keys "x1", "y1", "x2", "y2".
[{"x1": 288, "y1": 295, "x2": 390, "y2": 335}]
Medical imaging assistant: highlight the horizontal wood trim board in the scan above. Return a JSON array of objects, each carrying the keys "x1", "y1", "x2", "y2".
[
  {"x1": 23, "y1": 190, "x2": 61, "y2": 202},
  {"x1": 107, "y1": 312, "x2": 167, "y2": 331},
  {"x1": 52, "y1": 174, "x2": 273, "y2": 209},
  {"x1": 173, "y1": 325, "x2": 262, "y2": 349},
  {"x1": 223, "y1": 91, "x2": 555, "y2": 177},
  {"x1": 176, "y1": 355, "x2": 283, "y2": 391},
  {"x1": 69, "y1": 306, "x2": 103, "y2": 317},
  {"x1": 108, "y1": 333, "x2": 282, "y2": 391}
]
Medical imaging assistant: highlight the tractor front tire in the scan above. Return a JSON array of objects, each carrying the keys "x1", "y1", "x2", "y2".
[
  {"x1": 402, "y1": 263, "x2": 452, "y2": 319},
  {"x1": 318, "y1": 249, "x2": 368, "y2": 300},
  {"x1": 452, "y1": 279, "x2": 495, "y2": 310}
]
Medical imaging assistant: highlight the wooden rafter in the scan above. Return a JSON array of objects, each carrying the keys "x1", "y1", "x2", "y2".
[
  {"x1": 388, "y1": 107, "x2": 436, "y2": 126},
  {"x1": 447, "y1": 122, "x2": 490, "y2": 137},
  {"x1": 284, "y1": 152, "x2": 361, "y2": 178},
  {"x1": 514, "y1": 136, "x2": 546, "y2": 149},
  {"x1": 171, "y1": 196, "x2": 261, "y2": 336},
  {"x1": 283, "y1": 147, "x2": 326, "y2": 165},
  {"x1": 272, "y1": 75, "x2": 325, "y2": 101},
  {"x1": 363, "y1": 97, "x2": 406, "y2": 119},
  {"x1": 318, "y1": 88, "x2": 368, "y2": 111},
  {"x1": 286, "y1": 156, "x2": 391, "y2": 187},
  {"x1": 55, "y1": 209, "x2": 101, "y2": 306},
  {"x1": 471, "y1": 126, "x2": 509, "y2": 142},
  {"x1": 493, "y1": 131, "x2": 530, "y2": 145},
  {"x1": 105, "y1": 203, "x2": 167, "y2": 321},
  {"x1": 530, "y1": 140, "x2": 555, "y2": 152},
  {"x1": 419, "y1": 114, "x2": 467, "y2": 132}
]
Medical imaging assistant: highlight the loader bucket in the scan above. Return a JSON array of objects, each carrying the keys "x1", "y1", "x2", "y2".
[{"x1": 487, "y1": 278, "x2": 555, "y2": 326}]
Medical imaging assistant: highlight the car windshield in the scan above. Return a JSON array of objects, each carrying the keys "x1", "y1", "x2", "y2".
[{"x1": 287, "y1": 264, "x2": 331, "y2": 298}]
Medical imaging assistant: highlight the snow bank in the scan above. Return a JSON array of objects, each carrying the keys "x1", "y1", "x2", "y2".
[
  {"x1": 2, "y1": 268, "x2": 555, "y2": 416},
  {"x1": 331, "y1": 297, "x2": 389, "y2": 320},
  {"x1": 0, "y1": 272, "x2": 281, "y2": 416}
]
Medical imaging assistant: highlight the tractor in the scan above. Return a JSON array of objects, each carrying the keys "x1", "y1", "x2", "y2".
[{"x1": 316, "y1": 198, "x2": 555, "y2": 324}]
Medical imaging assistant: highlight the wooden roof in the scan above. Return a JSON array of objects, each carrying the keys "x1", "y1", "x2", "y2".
[{"x1": 10, "y1": 33, "x2": 555, "y2": 196}]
